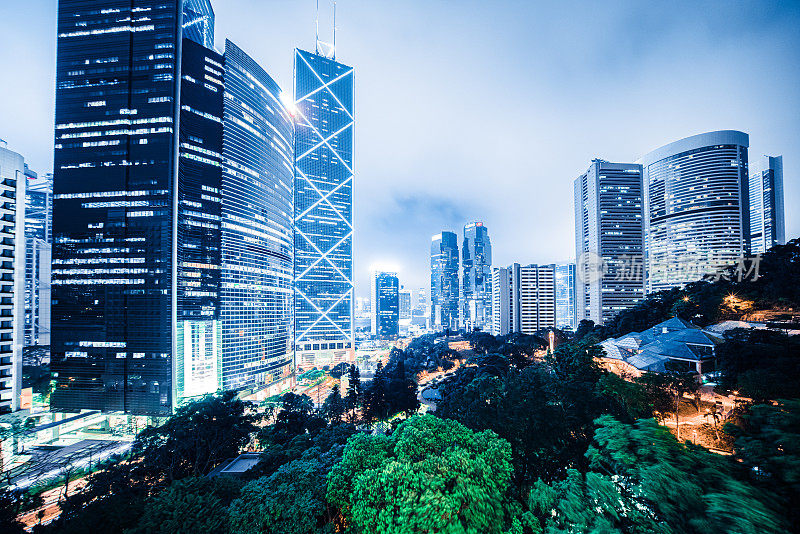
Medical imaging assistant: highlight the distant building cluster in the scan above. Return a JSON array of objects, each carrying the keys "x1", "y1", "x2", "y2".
[{"x1": 574, "y1": 130, "x2": 785, "y2": 326}]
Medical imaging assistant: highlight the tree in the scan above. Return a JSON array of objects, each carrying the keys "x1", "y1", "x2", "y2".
[
  {"x1": 362, "y1": 362, "x2": 389, "y2": 423},
  {"x1": 527, "y1": 469, "x2": 666, "y2": 533},
  {"x1": 327, "y1": 415, "x2": 518, "y2": 533},
  {"x1": 134, "y1": 391, "x2": 260, "y2": 482},
  {"x1": 321, "y1": 384, "x2": 346, "y2": 424},
  {"x1": 585, "y1": 416, "x2": 786, "y2": 533},
  {"x1": 726, "y1": 400, "x2": 800, "y2": 531},
  {"x1": 229, "y1": 424, "x2": 353, "y2": 534},
  {"x1": 344, "y1": 365, "x2": 362, "y2": 424},
  {"x1": 128, "y1": 477, "x2": 241, "y2": 534}
]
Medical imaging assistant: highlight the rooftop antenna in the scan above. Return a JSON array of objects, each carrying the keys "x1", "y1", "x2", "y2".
[{"x1": 314, "y1": 0, "x2": 336, "y2": 59}]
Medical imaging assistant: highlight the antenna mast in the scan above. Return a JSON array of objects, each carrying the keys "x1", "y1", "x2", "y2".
[{"x1": 314, "y1": 0, "x2": 336, "y2": 59}]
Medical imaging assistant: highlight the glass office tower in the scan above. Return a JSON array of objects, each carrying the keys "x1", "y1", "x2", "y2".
[
  {"x1": 641, "y1": 131, "x2": 750, "y2": 292},
  {"x1": 293, "y1": 48, "x2": 354, "y2": 367},
  {"x1": 554, "y1": 262, "x2": 576, "y2": 331},
  {"x1": 175, "y1": 37, "x2": 224, "y2": 400},
  {"x1": 431, "y1": 231, "x2": 459, "y2": 330},
  {"x1": 221, "y1": 40, "x2": 294, "y2": 391},
  {"x1": 24, "y1": 173, "x2": 52, "y2": 347},
  {"x1": 461, "y1": 222, "x2": 491, "y2": 331},
  {"x1": 574, "y1": 160, "x2": 645, "y2": 325},
  {"x1": 749, "y1": 155, "x2": 785, "y2": 254},
  {"x1": 51, "y1": 0, "x2": 218, "y2": 415},
  {"x1": 371, "y1": 271, "x2": 399, "y2": 339}
]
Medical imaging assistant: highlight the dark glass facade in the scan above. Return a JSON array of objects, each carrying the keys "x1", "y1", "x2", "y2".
[
  {"x1": 461, "y1": 222, "x2": 491, "y2": 330},
  {"x1": 24, "y1": 174, "x2": 52, "y2": 346},
  {"x1": 52, "y1": 0, "x2": 184, "y2": 415},
  {"x1": 371, "y1": 271, "x2": 399, "y2": 339},
  {"x1": 51, "y1": 0, "x2": 222, "y2": 415},
  {"x1": 431, "y1": 231, "x2": 459, "y2": 330},
  {"x1": 293, "y1": 49, "x2": 354, "y2": 363},
  {"x1": 221, "y1": 40, "x2": 294, "y2": 391},
  {"x1": 175, "y1": 37, "x2": 223, "y2": 400}
]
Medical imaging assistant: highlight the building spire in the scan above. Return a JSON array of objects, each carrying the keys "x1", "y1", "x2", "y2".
[{"x1": 315, "y1": 0, "x2": 336, "y2": 59}]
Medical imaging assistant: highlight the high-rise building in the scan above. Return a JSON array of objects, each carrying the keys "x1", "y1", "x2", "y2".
[
  {"x1": 220, "y1": 40, "x2": 295, "y2": 394},
  {"x1": 293, "y1": 46, "x2": 354, "y2": 368},
  {"x1": 0, "y1": 141, "x2": 28, "y2": 412},
  {"x1": 461, "y1": 222, "x2": 492, "y2": 331},
  {"x1": 491, "y1": 263, "x2": 556, "y2": 336},
  {"x1": 431, "y1": 231, "x2": 459, "y2": 330},
  {"x1": 51, "y1": 0, "x2": 293, "y2": 414},
  {"x1": 399, "y1": 289, "x2": 412, "y2": 320},
  {"x1": 554, "y1": 262, "x2": 576, "y2": 331},
  {"x1": 574, "y1": 160, "x2": 645, "y2": 325},
  {"x1": 371, "y1": 271, "x2": 399, "y2": 339},
  {"x1": 173, "y1": 35, "x2": 224, "y2": 401},
  {"x1": 641, "y1": 131, "x2": 750, "y2": 292},
  {"x1": 24, "y1": 172, "x2": 52, "y2": 347},
  {"x1": 52, "y1": 0, "x2": 194, "y2": 415},
  {"x1": 749, "y1": 155, "x2": 785, "y2": 254}
]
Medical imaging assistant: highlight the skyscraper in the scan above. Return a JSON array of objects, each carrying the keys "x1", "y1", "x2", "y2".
[
  {"x1": 399, "y1": 290, "x2": 412, "y2": 320},
  {"x1": 574, "y1": 160, "x2": 645, "y2": 325},
  {"x1": 491, "y1": 263, "x2": 556, "y2": 336},
  {"x1": 554, "y1": 262, "x2": 576, "y2": 331},
  {"x1": 370, "y1": 271, "x2": 399, "y2": 339},
  {"x1": 220, "y1": 40, "x2": 295, "y2": 395},
  {"x1": 293, "y1": 47, "x2": 354, "y2": 368},
  {"x1": 641, "y1": 131, "x2": 750, "y2": 292},
  {"x1": 749, "y1": 155, "x2": 784, "y2": 254},
  {"x1": 52, "y1": 0, "x2": 194, "y2": 415},
  {"x1": 431, "y1": 232, "x2": 459, "y2": 330},
  {"x1": 24, "y1": 172, "x2": 52, "y2": 347},
  {"x1": 461, "y1": 222, "x2": 492, "y2": 331},
  {"x1": 0, "y1": 140, "x2": 28, "y2": 412}
]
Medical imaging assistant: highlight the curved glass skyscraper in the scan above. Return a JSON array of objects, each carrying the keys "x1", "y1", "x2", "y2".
[
  {"x1": 221, "y1": 40, "x2": 295, "y2": 391},
  {"x1": 641, "y1": 130, "x2": 750, "y2": 292}
]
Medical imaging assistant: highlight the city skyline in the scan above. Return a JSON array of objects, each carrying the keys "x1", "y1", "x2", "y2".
[{"x1": 1, "y1": 0, "x2": 799, "y2": 296}]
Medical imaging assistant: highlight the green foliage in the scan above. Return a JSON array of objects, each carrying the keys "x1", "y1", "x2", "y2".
[
  {"x1": 585, "y1": 416, "x2": 786, "y2": 533},
  {"x1": 716, "y1": 328, "x2": 800, "y2": 400},
  {"x1": 230, "y1": 422, "x2": 354, "y2": 534},
  {"x1": 527, "y1": 469, "x2": 667, "y2": 533},
  {"x1": 128, "y1": 477, "x2": 241, "y2": 534},
  {"x1": 327, "y1": 415, "x2": 517, "y2": 533},
  {"x1": 726, "y1": 400, "x2": 800, "y2": 530},
  {"x1": 51, "y1": 392, "x2": 259, "y2": 533},
  {"x1": 436, "y1": 342, "x2": 631, "y2": 483}
]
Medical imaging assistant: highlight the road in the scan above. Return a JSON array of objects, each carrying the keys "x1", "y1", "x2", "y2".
[{"x1": 7, "y1": 439, "x2": 131, "y2": 492}]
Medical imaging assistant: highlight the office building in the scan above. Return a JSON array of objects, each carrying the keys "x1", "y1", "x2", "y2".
[
  {"x1": 641, "y1": 130, "x2": 750, "y2": 292},
  {"x1": 491, "y1": 263, "x2": 556, "y2": 336},
  {"x1": 399, "y1": 290, "x2": 412, "y2": 320},
  {"x1": 52, "y1": 0, "x2": 193, "y2": 415},
  {"x1": 24, "y1": 172, "x2": 52, "y2": 347},
  {"x1": 749, "y1": 155, "x2": 785, "y2": 254},
  {"x1": 574, "y1": 160, "x2": 645, "y2": 325},
  {"x1": 371, "y1": 271, "x2": 399, "y2": 339},
  {"x1": 431, "y1": 231, "x2": 459, "y2": 330},
  {"x1": 555, "y1": 262, "x2": 576, "y2": 330},
  {"x1": 293, "y1": 46, "x2": 355, "y2": 368},
  {"x1": 0, "y1": 141, "x2": 28, "y2": 412},
  {"x1": 461, "y1": 222, "x2": 492, "y2": 331},
  {"x1": 220, "y1": 40, "x2": 295, "y2": 394}
]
